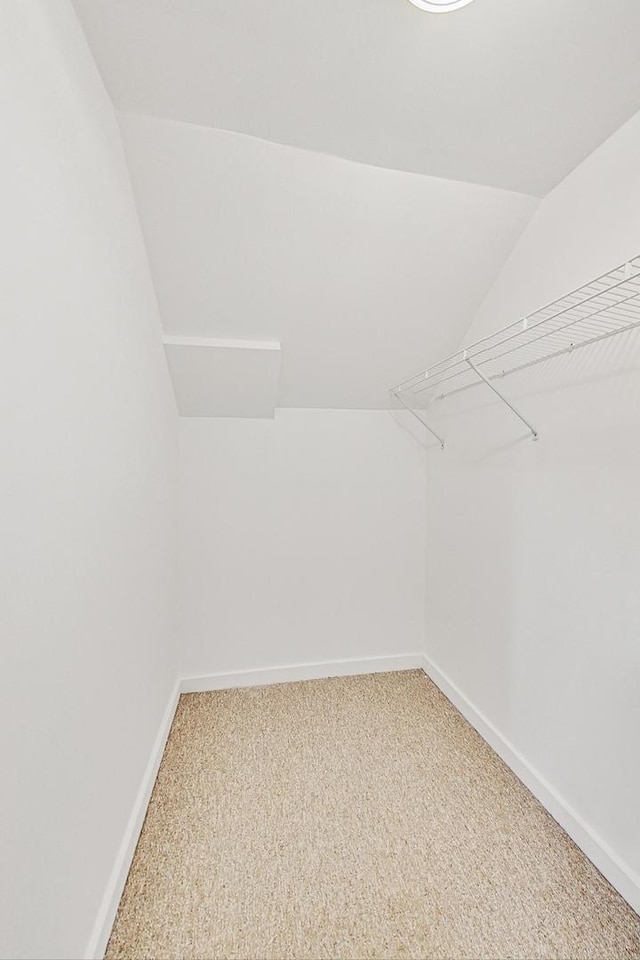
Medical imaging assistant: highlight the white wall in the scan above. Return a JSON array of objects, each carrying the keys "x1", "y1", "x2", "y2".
[
  {"x1": 0, "y1": 3, "x2": 178, "y2": 958},
  {"x1": 178, "y1": 411, "x2": 426, "y2": 677},
  {"x1": 424, "y1": 109, "x2": 640, "y2": 907}
]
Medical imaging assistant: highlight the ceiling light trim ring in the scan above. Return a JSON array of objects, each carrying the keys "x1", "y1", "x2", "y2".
[{"x1": 407, "y1": 0, "x2": 475, "y2": 12}]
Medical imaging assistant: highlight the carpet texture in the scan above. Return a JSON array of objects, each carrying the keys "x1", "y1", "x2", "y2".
[{"x1": 106, "y1": 670, "x2": 640, "y2": 959}]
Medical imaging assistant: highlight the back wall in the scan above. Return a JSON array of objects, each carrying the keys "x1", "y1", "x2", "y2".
[{"x1": 178, "y1": 410, "x2": 426, "y2": 677}]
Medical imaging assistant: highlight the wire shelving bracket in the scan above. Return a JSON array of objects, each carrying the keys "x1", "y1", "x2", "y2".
[
  {"x1": 392, "y1": 388, "x2": 445, "y2": 449},
  {"x1": 391, "y1": 255, "x2": 640, "y2": 448}
]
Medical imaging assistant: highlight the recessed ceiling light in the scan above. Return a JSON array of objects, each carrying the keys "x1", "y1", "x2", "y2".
[{"x1": 407, "y1": 0, "x2": 475, "y2": 12}]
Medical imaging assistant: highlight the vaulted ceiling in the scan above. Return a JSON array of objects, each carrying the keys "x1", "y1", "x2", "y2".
[
  {"x1": 118, "y1": 114, "x2": 535, "y2": 408},
  {"x1": 71, "y1": 0, "x2": 640, "y2": 410},
  {"x1": 72, "y1": 0, "x2": 640, "y2": 196}
]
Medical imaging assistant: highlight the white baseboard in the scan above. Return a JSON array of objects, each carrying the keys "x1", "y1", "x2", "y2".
[
  {"x1": 421, "y1": 652, "x2": 640, "y2": 915},
  {"x1": 87, "y1": 653, "x2": 422, "y2": 956},
  {"x1": 84, "y1": 679, "x2": 181, "y2": 960},
  {"x1": 88, "y1": 649, "x2": 638, "y2": 960},
  {"x1": 180, "y1": 652, "x2": 425, "y2": 693}
]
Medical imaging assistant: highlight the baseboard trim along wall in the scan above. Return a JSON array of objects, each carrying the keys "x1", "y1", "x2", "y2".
[
  {"x1": 86, "y1": 653, "x2": 423, "y2": 958},
  {"x1": 179, "y1": 653, "x2": 426, "y2": 693},
  {"x1": 421, "y1": 652, "x2": 640, "y2": 915},
  {"x1": 87, "y1": 650, "x2": 639, "y2": 958},
  {"x1": 85, "y1": 679, "x2": 182, "y2": 960}
]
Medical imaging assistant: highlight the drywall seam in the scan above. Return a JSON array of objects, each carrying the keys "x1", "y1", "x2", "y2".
[
  {"x1": 421, "y1": 653, "x2": 640, "y2": 914},
  {"x1": 84, "y1": 680, "x2": 181, "y2": 960},
  {"x1": 179, "y1": 653, "x2": 425, "y2": 693}
]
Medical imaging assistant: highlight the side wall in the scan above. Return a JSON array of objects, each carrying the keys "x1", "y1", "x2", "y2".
[
  {"x1": 424, "y1": 110, "x2": 640, "y2": 907},
  {"x1": 178, "y1": 411, "x2": 426, "y2": 677},
  {"x1": 0, "y1": 3, "x2": 179, "y2": 957}
]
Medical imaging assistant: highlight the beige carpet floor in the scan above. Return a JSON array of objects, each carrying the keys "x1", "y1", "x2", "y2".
[{"x1": 106, "y1": 670, "x2": 640, "y2": 960}]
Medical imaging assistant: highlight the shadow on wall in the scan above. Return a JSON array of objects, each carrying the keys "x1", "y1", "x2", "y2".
[
  {"x1": 401, "y1": 326, "x2": 640, "y2": 454},
  {"x1": 388, "y1": 401, "x2": 442, "y2": 453},
  {"x1": 423, "y1": 347, "x2": 640, "y2": 883}
]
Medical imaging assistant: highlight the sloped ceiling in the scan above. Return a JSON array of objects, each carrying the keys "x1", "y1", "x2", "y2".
[
  {"x1": 72, "y1": 0, "x2": 640, "y2": 196},
  {"x1": 119, "y1": 114, "x2": 536, "y2": 408},
  {"x1": 70, "y1": 0, "x2": 639, "y2": 410}
]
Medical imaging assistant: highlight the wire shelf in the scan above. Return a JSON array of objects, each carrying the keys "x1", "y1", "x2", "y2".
[{"x1": 391, "y1": 255, "x2": 640, "y2": 446}]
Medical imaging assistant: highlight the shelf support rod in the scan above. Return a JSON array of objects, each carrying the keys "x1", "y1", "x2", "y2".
[
  {"x1": 464, "y1": 355, "x2": 539, "y2": 441},
  {"x1": 391, "y1": 391, "x2": 445, "y2": 449}
]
